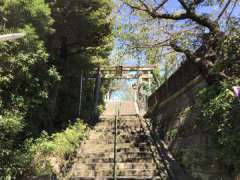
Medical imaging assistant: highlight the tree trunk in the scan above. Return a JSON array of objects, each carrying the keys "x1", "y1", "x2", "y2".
[{"x1": 60, "y1": 36, "x2": 68, "y2": 73}]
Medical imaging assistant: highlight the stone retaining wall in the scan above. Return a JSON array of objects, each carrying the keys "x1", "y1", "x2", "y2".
[{"x1": 146, "y1": 60, "x2": 234, "y2": 180}]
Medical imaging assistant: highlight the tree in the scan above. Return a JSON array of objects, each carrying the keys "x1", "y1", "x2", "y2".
[
  {"x1": 47, "y1": 0, "x2": 113, "y2": 66},
  {"x1": 0, "y1": 0, "x2": 53, "y2": 38},
  {"x1": 121, "y1": 0, "x2": 240, "y2": 83},
  {"x1": 0, "y1": 0, "x2": 60, "y2": 177},
  {"x1": 112, "y1": 1, "x2": 183, "y2": 87},
  {"x1": 0, "y1": 0, "x2": 115, "y2": 177},
  {"x1": 45, "y1": 0, "x2": 114, "y2": 125},
  {"x1": 120, "y1": 0, "x2": 240, "y2": 175}
]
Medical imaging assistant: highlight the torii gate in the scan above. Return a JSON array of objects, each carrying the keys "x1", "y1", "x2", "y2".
[
  {"x1": 84, "y1": 65, "x2": 159, "y2": 121},
  {"x1": 99, "y1": 65, "x2": 158, "y2": 101}
]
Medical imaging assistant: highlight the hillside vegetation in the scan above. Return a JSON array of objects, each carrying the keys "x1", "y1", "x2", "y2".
[{"x1": 0, "y1": 0, "x2": 113, "y2": 178}]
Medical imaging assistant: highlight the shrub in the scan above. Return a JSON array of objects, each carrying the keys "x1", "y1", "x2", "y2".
[
  {"x1": 0, "y1": 113, "x2": 23, "y2": 177},
  {"x1": 198, "y1": 79, "x2": 240, "y2": 171},
  {"x1": 28, "y1": 119, "x2": 88, "y2": 176}
]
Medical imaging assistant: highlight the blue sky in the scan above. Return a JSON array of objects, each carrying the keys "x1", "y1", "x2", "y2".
[
  {"x1": 112, "y1": 0, "x2": 240, "y2": 65},
  {"x1": 110, "y1": 0, "x2": 240, "y2": 100}
]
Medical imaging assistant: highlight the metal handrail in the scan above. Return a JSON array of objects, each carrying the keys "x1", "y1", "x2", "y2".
[
  {"x1": 113, "y1": 101, "x2": 120, "y2": 180},
  {"x1": 113, "y1": 114, "x2": 117, "y2": 179}
]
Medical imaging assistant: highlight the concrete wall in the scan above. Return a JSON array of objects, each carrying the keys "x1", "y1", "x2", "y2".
[{"x1": 146, "y1": 60, "x2": 234, "y2": 180}]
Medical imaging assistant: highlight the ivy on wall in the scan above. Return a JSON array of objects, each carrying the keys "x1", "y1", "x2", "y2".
[{"x1": 197, "y1": 28, "x2": 240, "y2": 174}]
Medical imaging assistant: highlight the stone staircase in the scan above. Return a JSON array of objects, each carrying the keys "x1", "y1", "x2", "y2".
[
  {"x1": 66, "y1": 114, "x2": 169, "y2": 180},
  {"x1": 63, "y1": 101, "x2": 191, "y2": 179},
  {"x1": 101, "y1": 101, "x2": 138, "y2": 116}
]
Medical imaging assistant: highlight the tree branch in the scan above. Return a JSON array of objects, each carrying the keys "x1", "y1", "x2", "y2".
[
  {"x1": 125, "y1": 0, "x2": 220, "y2": 33},
  {"x1": 178, "y1": 0, "x2": 220, "y2": 32},
  {"x1": 130, "y1": 39, "x2": 170, "y2": 49},
  {"x1": 125, "y1": 1, "x2": 188, "y2": 20},
  {"x1": 153, "y1": 0, "x2": 168, "y2": 12},
  {"x1": 170, "y1": 41, "x2": 195, "y2": 59},
  {"x1": 177, "y1": 0, "x2": 190, "y2": 11},
  {"x1": 226, "y1": 0, "x2": 239, "y2": 26},
  {"x1": 217, "y1": 0, "x2": 232, "y2": 21},
  {"x1": 192, "y1": 0, "x2": 204, "y2": 6},
  {"x1": 153, "y1": 12, "x2": 188, "y2": 20},
  {"x1": 189, "y1": 0, "x2": 204, "y2": 9},
  {"x1": 138, "y1": 0, "x2": 152, "y2": 12},
  {"x1": 124, "y1": 2, "x2": 148, "y2": 12},
  {"x1": 188, "y1": 12, "x2": 219, "y2": 33}
]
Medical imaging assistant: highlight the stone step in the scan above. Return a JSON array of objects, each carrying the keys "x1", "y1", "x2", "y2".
[
  {"x1": 87, "y1": 134, "x2": 149, "y2": 141},
  {"x1": 82, "y1": 139, "x2": 132, "y2": 144},
  {"x1": 97, "y1": 120, "x2": 144, "y2": 125},
  {"x1": 88, "y1": 131, "x2": 148, "y2": 140},
  {"x1": 71, "y1": 169, "x2": 159, "y2": 177},
  {"x1": 92, "y1": 128, "x2": 144, "y2": 134},
  {"x1": 75, "y1": 156, "x2": 155, "y2": 164},
  {"x1": 80, "y1": 144, "x2": 150, "y2": 153},
  {"x1": 78, "y1": 146, "x2": 150, "y2": 154},
  {"x1": 83, "y1": 139, "x2": 150, "y2": 146},
  {"x1": 95, "y1": 124, "x2": 144, "y2": 129},
  {"x1": 85, "y1": 137, "x2": 148, "y2": 143},
  {"x1": 93, "y1": 132, "x2": 148, "y2": 138},
  {"x1": 79, "y1": 141, "x2": 152, "y2": 154},
  {"x1": 94, "y1": 126, "x2": 144, "y2": 130},
  {"x1": 100, "y1": 118, "x2": 141, "y2": 122},
  {"x1": 85, "y1": 137, "x2": 151, "y2": 142},
  {"x1": 71, "y1": 163, "x2": 158, "y2": 171},
  {"x1": 96, "y1": 119, "x2": 141, "y2": 123},
  {"x1": 89, "y1": 130, "x2": 145, "y2": 135},
  {"x1": 98, "y1": 118, "x2": 143, "y2": 122},
  {"x1": 93, "y1": 126, "x2": 145, "y2": 132},
  {"x1": 70, "y1": 176, "x2": 163, "y2": 180},
  {"x1": 77, "y1": 152, "x2": 154, "y2": 160},
  {"x1": 67, "y1": 115, "x2": 170, "y2": 179},
  {"x1": 77, "y1": 149, "x2": 152, "y2": 157}
]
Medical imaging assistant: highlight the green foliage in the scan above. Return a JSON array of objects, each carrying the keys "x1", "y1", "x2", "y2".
[
  {"x1": 48, "y1": 0, "x2": 114, "y2": 123},
  {"x1": 0, "y1": 112, "x2": 31, "y2": 178},
  {"x1": 97, "y1": 104, "x2": 105, "y2": 115},
  {"x1": 49, "y1": 0, "x2": 113, "y2": 61},
  {"x1": 0, "y1": 112, "x2": 24, "y2": 135},
  {"x1": 0, "y1": 0, "x2": 60, "y2": 178},
  {"x1": 0, "y1": 119, "x2": 87, "y2": 178},
  {"x1": 196, "y1": 28, "x2": 240, "y2": 172},
  {"x1": 0, "y1": 113, "x2": 22, "y2": 165},
  {"x1": 0, "y1": 0, "x2": 113, "y2": 178},
  {"x1": 214, "y1": 29, "x2": 240, "y2": 78},
  {"x1": 0, "y1": 0, "x2": 53, "y2": 37},
  {"x1": 34, "y1": 120, "x2": 87, "y2": 157},
  {"x1": 0, "y1": 25, "x2": 60, "y2": 130},
  {"x1": 198, "y1": 81, "x2": 240, "y2": 162},
  {"x1": 29, "y1": 119, "x2": 87, "y2": 176}
]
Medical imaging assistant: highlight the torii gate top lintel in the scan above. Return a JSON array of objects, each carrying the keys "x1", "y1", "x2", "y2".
[
  {"x1": 95, "y1": 64, "x2": 158, "y2": 80},
  {"x1": 98, "y1": 64, "x2": 157, "y2": 72}
]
